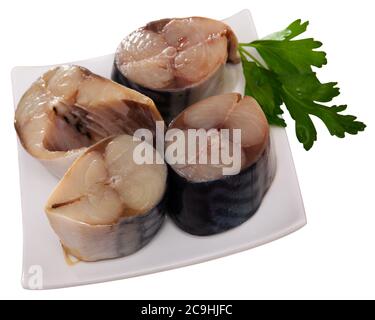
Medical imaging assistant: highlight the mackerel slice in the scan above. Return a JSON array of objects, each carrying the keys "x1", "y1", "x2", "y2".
[
  {"x1": 112, "y1": 17, "x2": 240, "y2": 123},
  {"x1": 15, "y1": 65, "x2": 162, "y2": 178},
  {"x1": 45, "y1": 135, "x2": 167, "y2": 262},
  {"x1": 167, "y1": 93, "x2": 276, "y2": 236}
]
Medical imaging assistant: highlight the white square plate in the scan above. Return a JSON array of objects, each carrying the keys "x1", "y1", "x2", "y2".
[{"x1": 12, "y1": 9, "x2": 306, "y2": 290}]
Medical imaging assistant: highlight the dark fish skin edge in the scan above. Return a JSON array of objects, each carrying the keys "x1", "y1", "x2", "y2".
[
  {"x1": 111, "y1": 62, "x2": 225, "y2": 124},
  {"x1": 167, "y1": 142, "x2": 275, "y2": 236},
  {"x1": 114, "y1": 192, "x2": 168, "y2": 259}
]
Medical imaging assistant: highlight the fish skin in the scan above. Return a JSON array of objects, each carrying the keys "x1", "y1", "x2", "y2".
[
  {"x1": 112, "y1": 62, "x2": 225, "y2": 123},
  {"x1": 47, "y1": 197, "x2": 166, "y2": 262},
  {"x1": 167, "y1": 143, "x2": 275, "y2": 236},
  {"x1": 115, "y1": 198, "x2": 166, "y2": 259}
]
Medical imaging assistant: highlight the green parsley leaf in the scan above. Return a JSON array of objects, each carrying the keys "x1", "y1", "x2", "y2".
[
  {"x1": 241, "y1": 59, "x2": 285, "y2": 127},
  {"x1": 277, "y1": 73, "x2": 340, "y2": 103},
  {"x1": 239, "y1": 19, "x2": 366, "y2": 150},
  {"x1": 250, "y1": 39, "x2": 327, "y2": 74},
  {"x1": 282, "y1": 79, "x2": 366, "y2": 150},
  {"x1": 263, "y1": 19, "x2": 309, "y2": 41}
]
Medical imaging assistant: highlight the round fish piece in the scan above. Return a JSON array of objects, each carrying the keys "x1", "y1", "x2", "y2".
[
  {"x1": 15, "y1": 65, "x2": 163, "y2": 178},
  {"x1": 45, "y1": 135, "x2": 167, "y2": 262},
  {"x1": 166, "y1": 93, "x2": 276, "y2": 236},
  {"x1": 112, "y1": 17, "x2": 240, "y2": 123}
]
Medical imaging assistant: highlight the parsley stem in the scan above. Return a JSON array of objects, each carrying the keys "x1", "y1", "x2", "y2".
[{"x1": 238, "y1": 46, "x2": 266, "y2": 69}]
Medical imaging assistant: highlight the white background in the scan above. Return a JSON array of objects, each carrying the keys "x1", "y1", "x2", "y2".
[{"x1": 0, "y1": 0, "x2": 374, "y2": 300}]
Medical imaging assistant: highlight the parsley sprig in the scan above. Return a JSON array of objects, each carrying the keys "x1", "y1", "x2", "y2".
[{"x1": 239, "y1": 20, "x2": 366, "y2": 150}]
